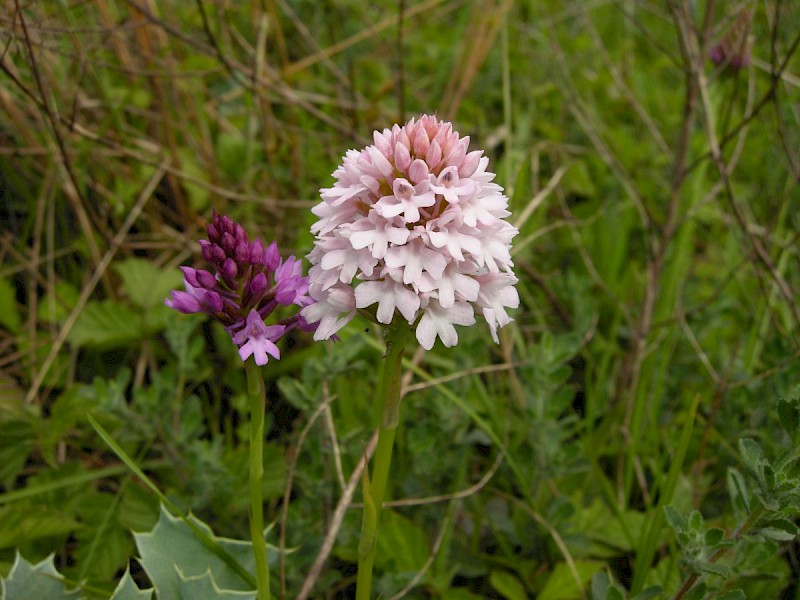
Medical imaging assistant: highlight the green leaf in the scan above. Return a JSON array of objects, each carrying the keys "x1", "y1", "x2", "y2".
[
  {"x1": 68, "y1": 300, "x2": 144, "y2": 349},
  {"x1": 115, "y1": 258, "x2": 183, "y2": 310},
  {"x1": 631, "y1": 587, "x2": 663, "y2": 600},
  {"x1": 738, "y1": 439, "x2": 765, "y2": 475},
  {"x1": 726, "y1": 468, "x2": 751, "y2": 513},
  {"x1": 374, "y1": 510, "x2": 429, "y2": 573},
  {"x1": 777, "y1": 397, "x2": 800, "y2": 441},
  {"x1": 0, "y1": 553, "x2": 79, "y2": 599},
  {"x1": 37, "y1": 282, "x2": 79, "y2": 324},
  {"x1": 0, "y1": 420, "x2": 34, "y2": 488},
  {"x1": 538, "y1": 560, "x2": 604, "y2": 600},
  {"x1": 74, "y1": 495, "x2": 134, "y2": 582},
  {"x1": 110, "y1": 568, "x2": 153, "y2": 600},
  {"x1": 133, "y1": 505, "x2": 257, "y2": 599},
  {"x1": 175, "y1": 568, "x2": 257, "y2": 599},
  {"x1": 89, "y1": 416, "x2": 257, "y2": 589},
  {"x1": 490, "y1": 570, "x2": 528, "y2": 600},
  {"x1": 0, "y1": 505, "x2": 80, "y2": 549},
  {"x1": 682, "y1": 582, "x2": 706, "y2": 600},
  {"x1": 0, "y1": 277, "x2": 21, "y2": 333},
  {"x1": 697, "y1": 561, "x2": 730, "y2": 577},
  {"x1": 591, "y1": 572, "x2": 611, "y2": 600},
  {"x1": 716, "y1": 591, "x2": 745, "y2": 600},
  {"x1": 757, "y1": 515, "x2": 799, "y2": 541},
  {"x1": 0, "y1": 372, "x2": 28, "y2": 422},
  {"x1": 704, "y1": 528, "x2": 725, "y2": 547}
]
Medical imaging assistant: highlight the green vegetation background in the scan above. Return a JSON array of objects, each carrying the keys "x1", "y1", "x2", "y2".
[{"x1": 1, "y1": 1, "x2": 799, "y2": 598}]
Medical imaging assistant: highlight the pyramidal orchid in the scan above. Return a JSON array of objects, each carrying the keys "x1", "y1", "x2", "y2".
[
  {"x1": 304, "y1": 116, "x2": 520, "y2": 600},
  {"x1": 166, "y1": 210, "x2": 315, "y2": 365},
  {"x1": 166, "y1": 210, "x2": 316, "y2": 600},
  {"x1": 302, "y1": 115, "x2": 519, "y2": 350}
]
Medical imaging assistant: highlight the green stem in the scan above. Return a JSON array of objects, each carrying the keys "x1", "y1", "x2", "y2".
[
  {"x1": 356, "y1": 324, "x2": 411, "y2": 600},
  {"x1": 246, "y1": 361, "x2": 271, "y2": 600}
]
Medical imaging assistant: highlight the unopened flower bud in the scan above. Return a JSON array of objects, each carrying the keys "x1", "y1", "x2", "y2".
[
  {"x1": 196, "y1": 269, "x2": 217, "y2": 289},
  {"x1": 221, "y1": 232, "x2": 236, "y2": 253},
  {"x1": 204, "y1": 290, "x2": 223, "y2": 313},
  {"x1": 235, "y1": 241, "x2": 250, "y2": 263},
  {"x1": 250, "y1": 272, "x2": 268, "y2": 295},
  {"x1": 223, "y1": 257, "x2": 238, "y2": 281},
  {"x1": 250, "y1": 239, "x2": 265, "y2": 265}
]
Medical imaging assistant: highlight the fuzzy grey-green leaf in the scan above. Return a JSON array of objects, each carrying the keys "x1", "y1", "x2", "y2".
[
  {"x1": 176, "y1": 568, "x2": 257, "y2": 600},
  {"x1": 133, "y1": 505, "x2": 257, "y2": 599},
  {"x1": 109, "y1": 569, "x2": 153, "y2": 600},
  {"x1": 1, "y1": 553, "x2": 80, "y2": 600}
]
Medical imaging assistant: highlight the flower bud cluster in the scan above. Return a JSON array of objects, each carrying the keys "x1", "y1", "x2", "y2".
[
  {"x1": 167, "y1": 211, "x2": 315, "y2": 365},
  {"x1": 302, "y1": 115, "x2": 519, "y2": 349}
]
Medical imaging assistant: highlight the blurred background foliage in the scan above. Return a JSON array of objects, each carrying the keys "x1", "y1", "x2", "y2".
[{"x1": 1, "y1": 0, "x2": 799, "y2": 598}]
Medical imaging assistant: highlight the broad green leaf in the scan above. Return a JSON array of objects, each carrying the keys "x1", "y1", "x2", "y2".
[
  {"x1": 118, "y1": 483, "x2": 160, "y2": 533},
  {"x1": 74, "y1": 502, "x2": 134, "y2": 582},
  {"x1": 110, "y1": 569, "x2": 153, "y2": 600},
  {"x1": 0, "y1": 505, "x2": 79, "y2": 549},
  {"x1": 0, "y1": 372, "x2": 27, "y2": 422},
  {"x1": 578, "y1": 499, "x2": 644, "y2": 556},
  {"x1": 0, "y1": 277, "x2": 20, "y2": 333},
  {"x1": 537, "y1": 560, "x2": 603, "y2": 600},
  {"x1": 490, "y1": 569, "x2": 528, "y2": 600},
  {"x1": 37, "y1": 282, "x2": 79, "y2": 324},
  {"x1": 176, "y1": 568, "x2": 257, "y2": 599},
  {"x1": 133, "y1": 505, "x2": 257, "y2": 599},
  {"x1": 374, "y1": 510, "x2": 429, "y2": 573},
  {"x1": 68, "y1": 300, "x2": 144, "y2": 349},
  {"x1": 591, "y1": 572, "x2": 628, "y2": 600},
  {"x1": 0, "y1": 553, "x2": 79, "y2": 600},
  {"x1": 0, "y1": 420, "x2": 34, "y2": 488},
  {"x1": 115, "y1": 258, "x2": 183, "y2": 310}
]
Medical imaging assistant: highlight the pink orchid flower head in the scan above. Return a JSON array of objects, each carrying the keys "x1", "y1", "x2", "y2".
[{"x1": 302, "y1": 115, "x2": 519, "y2": 349}]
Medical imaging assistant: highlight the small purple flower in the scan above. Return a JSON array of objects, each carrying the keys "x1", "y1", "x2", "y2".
[
  {"x1": 709, "y1": 9, "x2": 752, "y2": 71},
  {"x1": 232, "y1": 311, "x2": 284, "y2": 366},
  {"x1": 166, "y1": 210, "x2": 316, "y2": 365}
]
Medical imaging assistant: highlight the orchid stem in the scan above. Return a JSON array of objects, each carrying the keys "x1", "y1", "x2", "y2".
[
  {"x1": 246, "y1": 361, "x2": 271, "y2": 600},
  {"x1": 356, "y1": 324, "x2": 411, "y2": 600}
]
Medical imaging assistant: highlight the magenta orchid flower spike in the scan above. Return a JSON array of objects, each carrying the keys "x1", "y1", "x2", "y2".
[
  {"x1": 302, "y1": 115, "x2": 519, "y2": 349},
  {"x1": 166, "y1": 211, "x2": 315, "y2": 365}
]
